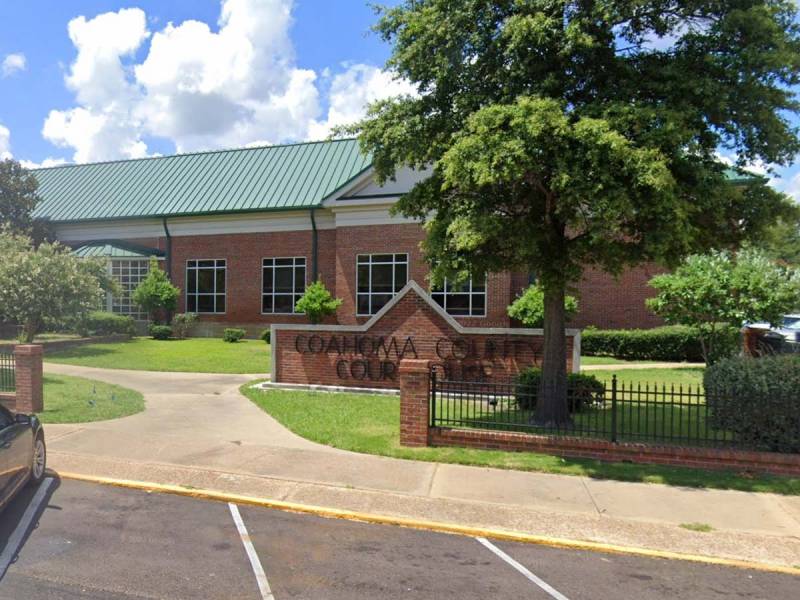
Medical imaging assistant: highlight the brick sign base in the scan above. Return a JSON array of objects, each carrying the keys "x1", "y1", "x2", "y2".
[{"x1": 271, "y1": 281, "x2": 581, "y2": 390}]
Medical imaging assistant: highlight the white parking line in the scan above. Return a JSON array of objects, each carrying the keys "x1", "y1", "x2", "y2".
[
  {"x1": 229, "y1": 502, "x2": 275, "y2": 600},
  {"x1": 0, "y1": 477, "x2": 54, "y2": 581},
  {"x1": 476, "y1": 536, "x2": 571, "y2": 600}
]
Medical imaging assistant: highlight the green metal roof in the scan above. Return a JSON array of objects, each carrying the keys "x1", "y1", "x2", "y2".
[
  {"x1": 723, "y1": 167, "x2": 764, "y2": 185},
  {"x1": 72, "y1": 242, "x2": 164, "y2": 259},
  {"x1": 32, "y1": 139, "x2": 372, "y2": 223}
]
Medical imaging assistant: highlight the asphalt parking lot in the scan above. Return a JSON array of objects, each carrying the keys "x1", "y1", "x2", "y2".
[{"x1": 0, "y1": 478, "x2": 797, "y2": 599}]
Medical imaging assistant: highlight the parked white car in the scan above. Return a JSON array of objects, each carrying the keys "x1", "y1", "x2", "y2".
[{"x1": 747, "y1": 314, "x2": 800, "y2": 349}]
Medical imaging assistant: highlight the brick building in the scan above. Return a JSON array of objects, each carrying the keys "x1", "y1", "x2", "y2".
[{"x1": 32, "y1": 138, "x2": 663, "y2": 335}]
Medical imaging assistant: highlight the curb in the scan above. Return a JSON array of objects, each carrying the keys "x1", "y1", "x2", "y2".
[{"x1": 53, "y1": 470, "x2": 800, "y2": 577}]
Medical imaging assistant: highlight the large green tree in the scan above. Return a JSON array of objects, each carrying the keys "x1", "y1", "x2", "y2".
[
  {"x1": 351, "y1": 1, "x2": 800, "y2": 425},
  {"x1": 757, "y1": 201, "x2": 800, "y2": 264},
  {"x1": 0, "y1": 232, "x2": 109, "y2": 342},
  {"x1": 0, "y1": 159, "x2": 52, "y2": 242}
]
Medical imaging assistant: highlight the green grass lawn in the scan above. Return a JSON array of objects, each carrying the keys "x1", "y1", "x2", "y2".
[
  {"x1": 591, "y1": 367, "x2": 705, "y2": 388},
  {"x1": 580, "y1": 356, "x2": 704, "y2": 366},
  {"x1": 241, "y1": 382, "x2": 799, "y2": 495},
  {"x1": 44, "y1": 337, "x2": 271, "y2": 374},
  {"x1": 40, "y1": 373, "x2": 144, "y2": 423}
]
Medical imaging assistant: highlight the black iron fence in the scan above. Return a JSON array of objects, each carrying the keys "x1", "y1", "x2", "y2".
[
  {"x1": 0, "y1": 352, "x2": 15, "y2": 393},
  {"x1": 429, "y1": 371, "x2": 745, "y2": 450}
]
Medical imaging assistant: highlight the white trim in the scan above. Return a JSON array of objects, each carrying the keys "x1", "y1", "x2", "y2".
[
  {"x1": 332, "y1": 206, "x2": 419, "y2": 228},
  {"x1": 54, "y1": 210, "x2": 336, "y2": 242},
  {"x1": 270, "y1": 280, "x2": 582, "y2": 380},
  {"x1": 320, "y1": 168, "x2": 376, "y2": 206},
  {"x1": 55, "y1": 220, "x2": 164, "y2": 242}
]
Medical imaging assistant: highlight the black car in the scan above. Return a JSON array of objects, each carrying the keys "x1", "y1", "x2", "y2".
[{"x1": 0, "y1": 404, "x2": 46, "y2": 510}]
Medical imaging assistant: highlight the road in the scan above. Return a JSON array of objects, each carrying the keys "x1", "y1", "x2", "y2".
[{"x1": 0, "y1": 479, "x2": 796, "y2": 599}]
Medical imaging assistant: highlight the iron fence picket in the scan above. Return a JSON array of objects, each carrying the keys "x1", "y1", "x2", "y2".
[
  {"x1": 427, "y1": 372, "x2": 775, "y2": 452},
  {"x1": 0, "y1": 353, "x2": 15, "y2": 393}
]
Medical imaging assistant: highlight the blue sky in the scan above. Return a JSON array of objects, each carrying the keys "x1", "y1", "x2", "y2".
[{"x1": 0, "y1": 0, "x2": 798, "y2": 201}]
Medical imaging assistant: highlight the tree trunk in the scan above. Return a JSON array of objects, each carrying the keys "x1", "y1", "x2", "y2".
[
  {"x1": 21, "y1": 318, "x2": 38, "y2": 343},
  {"x1": 534, "y1": 284, "x2": 571, "y2": 427}
]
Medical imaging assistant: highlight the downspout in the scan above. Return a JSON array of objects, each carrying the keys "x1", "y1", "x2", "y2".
[
  {"x1": 162, "y1": 217, "x2": 172, "y2": 279},
  {"x1": 310, "y1": 208, "x2": 318, "y2": 282}
]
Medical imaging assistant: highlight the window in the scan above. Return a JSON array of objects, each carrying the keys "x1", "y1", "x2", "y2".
[
  {"x1": 262, "y1": 257, "x2": 306, "y2": 314},
  {"x1": 432, "y1": 276, "x2": 487, "y2": 317},
  {"x1": 186, "y1": 259, "x2": 226, "y2": 313},
  {"x1": 110, "y1": 259, "x2": 150, "y2": 320},
  {"x1": 357, "y1": 253, "x2": 408, "y2": 315}
]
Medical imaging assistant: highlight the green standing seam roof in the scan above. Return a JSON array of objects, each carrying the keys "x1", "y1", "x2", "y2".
[
  {"x1": 71, "y1": 242, "x2": 163, "y2": 259},
  {"x1": 32, "y1": 139, "x2": 373, "y2": 223}
]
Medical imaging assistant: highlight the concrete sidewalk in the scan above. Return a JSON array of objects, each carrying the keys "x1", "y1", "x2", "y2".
[{"x1": 43, "y1": 363, "x2": 800, "y2": 568}]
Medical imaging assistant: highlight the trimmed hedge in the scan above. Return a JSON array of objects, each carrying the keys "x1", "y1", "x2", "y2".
[
  {"x1": 78, "y1": 311, "x2": 136, "y2": 337},
  {"x1": 171, "y1": 312, "x2": 197, "y2": 340},
  {"x1": 705, "y1": 355, "x2": 800, "y2": 453},
  {"x1": 581, "y1": 325, "x2": 739, "y2": 362},
  {"x1": 148, "y1": 324, "x2": 173, "y2": 340},
  {"x1": 260, "y1": 329, "x2": 271, "y2": 344},
  {"x1": 223, "y1": 328, "x2": 246, "y2": 343},
  {"x1": 515, "y1": 368, "x2": 605, "y2": 412}
]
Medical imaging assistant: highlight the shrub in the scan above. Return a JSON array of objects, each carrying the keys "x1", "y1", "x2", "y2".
[
  {"x1": 132, "y1": 258, "x2": 180, "y2": 324},
  {"x1": 508, "y1": 285, "x2": 578, "y2": 327},
  {"x1": 647, "y1": 250, "x2": 800, "y2": 363},
  {"x1": 78, "y1": 311, "x2": 136, "y2": 337},
  {"x1": 260, "y1": 329, "x2": 271, "y2": 344},
  {"x1": 581, "y1": 325, "x2": 739, "y2": 362},
  {"x1": 148, "y1": 324, "x2": 173, "y2": 340},
  {"x1": 294, "y1": 280, "x2": 342, "y2": 324},
  {"x1": 515, "y1": 368, "x2": 604, "y2": 412},
  {"x1": 223, "y1": 328, "x2": 246, "y2": 343},
  {"x1": 171, "y1": 312, "x2": 197, "y2": 340},
  {"x1": 705, "y1": 355, "x2": 800, "y2": 452}
]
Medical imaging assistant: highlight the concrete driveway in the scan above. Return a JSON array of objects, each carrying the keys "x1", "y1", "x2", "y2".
[{"x1": 41, "y1": 363, "x2": 800, "y2": 569}]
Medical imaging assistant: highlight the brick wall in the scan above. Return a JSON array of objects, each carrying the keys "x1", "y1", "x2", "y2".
[
  {"x1": 70, "y1": 223, "x2": 665, "y2": 332},
  {"x1": 274, "y1": 284, "x2": 576, "y2": 390},
  {"x1": 334, "y1": 224, "x2": 513, "y2": 328},
  {"x1": 428, "y1": 428, "x2": 800, "y2": 476},
  {"x1": 0, "y1": 345, "x2": 43, "y2": 413},
  {"x1": 570, "y1": 265, "x2": 665, "y2": 329}
]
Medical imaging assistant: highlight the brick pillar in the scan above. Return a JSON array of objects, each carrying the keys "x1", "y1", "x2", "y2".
[
  {"x1": 399, "y1": 359, "x2": 431, "y2": 447},
  {"x1": 14, "y1": 344, "x2": 43, "y2": 413}
]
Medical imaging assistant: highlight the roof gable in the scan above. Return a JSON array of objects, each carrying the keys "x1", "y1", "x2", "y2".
[{"x1": 32, "y1": 139, "x2": 372, "y2": 223}]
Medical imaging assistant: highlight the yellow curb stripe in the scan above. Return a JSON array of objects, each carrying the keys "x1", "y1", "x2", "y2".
[{"x1": 53, "y1": 470, "x2": 800, "y2": 577}]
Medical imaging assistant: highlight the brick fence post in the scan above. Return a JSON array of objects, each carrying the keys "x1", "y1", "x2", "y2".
[
  {"x1": 399, "y1": 359, "x2": 431, "y2": 447},
  {"x1": 14, "y1": 344, "x2": 43, "y2": 413}
]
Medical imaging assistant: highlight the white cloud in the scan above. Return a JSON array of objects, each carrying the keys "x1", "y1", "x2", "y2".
[
  {"x1": 309, "y1": 64, "x2": 417, "y2": 140},
  {"x1": 43, "y1": 8, "x2": 149, "y2": 163},
  {"x1": 42, "y1": 0, "x2": 416, "y2": 162},
  {"x1": 133, "y1": 0, "x2": 320, "y2": 152},
  {"x1": 1, "y1": 53, "x2": 26, "y2": 78},
  {"x1": 0, "y1": 124, "x2": 11, "y2": 159},
  {"x1": 19, "y1": 157, "x2": 69, "y2": 169}
]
